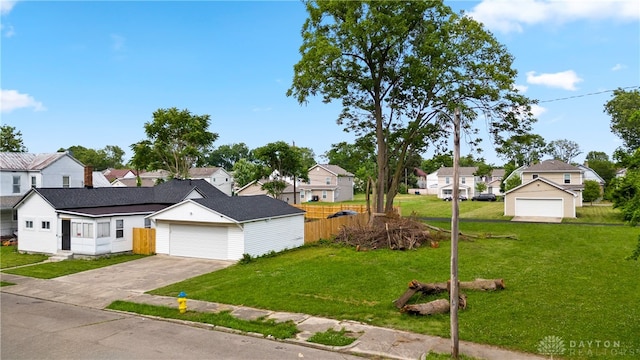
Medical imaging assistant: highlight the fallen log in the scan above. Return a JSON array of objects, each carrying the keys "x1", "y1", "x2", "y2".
[
  {"x1": 401, "y1": 294, "x2": 467, "y2": 315},
  {"x1": 460, "y1": 278, "x2": 505, "y2": 291},
  {"x1": 393, "y1": 288, "x2": 418, "y2": 308}
]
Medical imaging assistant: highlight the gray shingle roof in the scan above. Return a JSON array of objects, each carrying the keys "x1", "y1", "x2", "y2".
[
  {"x1": 20, "y1": 179, "x2": 227, "y2": 210},
  {"x1": 522, "y1": 160, "x2": 581, "y2": 173},
  {"x1": 436, "y1": 167, "x2": 478, "y2": 176},
  {"x1": 315, "y1": 164, "x2": 354, "y2": 177},
  {"x1": 193, "y1": 196, "x2": 305, "y2": 222}
]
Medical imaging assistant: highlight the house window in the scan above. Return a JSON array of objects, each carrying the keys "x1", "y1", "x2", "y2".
[
  {"x1": 564, "y1": 174, "x2": 570, "y2": 184},
  {"x1": 72, "y1": 222, "x2": 93, "y2": 238},
  {"x1": 532, "y1": 174, "x2": 538, "y2": 179},
  {"x1": 325, "y1": 177, "x2": 331, "y2": 185},
  {"x1": 12, "y1": 175, "x2": 20, "y2": 193},
  {"x1": 144, "y1": 218, "x2": 151, "y2": 228},
  {"x1": 445, "y1": 177, "x2": 450, "y2": 184},
  {"x1": 300, "y1": 192, "x2": 304, "y2": 199},
  {"x1": 62, "y1": 176, "x2": 70, "y2": 188},
  {"x1": 97, "y1": 222, "x2": 110, "y2": 238},
  {"x1": 25, "y1": 220, "x2": 33, "y2": 229},
  {"x1": 41, "y1": 221, "x2": 50, "y2": 230},
  {"x1": 443, "y1": 189, "x2": 452, "y2": 195},
  {"x1": 322, "y1": 190, "x2": 327, "y2": 199},
  {"x1": 116, "y1": 219, "x2": 124, "y2": 238},
  {"x1": 31, "y1": 176, "x2": 36, "y2": 188},
  {"x1": 461, "y1": 177, "x2": 466, "y2": 184}
]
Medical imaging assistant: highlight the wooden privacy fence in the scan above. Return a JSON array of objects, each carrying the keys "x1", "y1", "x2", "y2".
[
  {"x1": 292, "y1": 204, "x2": 368, "y2": 219},
  {"x1": 132, "y1": 228, "x2": 156, "y2": 255},
  {"x1": 304, "y1": 213, "x2": 369, "y2": 244}
]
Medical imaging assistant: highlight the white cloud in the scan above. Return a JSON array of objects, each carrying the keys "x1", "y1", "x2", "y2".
[
  {"x1": 467, "y1": 0, "x2": 640, "y2": 33},
  {"x1": 514, "y1": 84, "x2": 528, "y2": 93},
  {"x1": 530, "y1": 104, "x2": 547, "y2": 118},
  {"x1": 526, "y1": 70, "x2": 583, "y2": 91},
  {"x1": 611, "y1": 63, "x2": 627, "y2": 71},
  {"x1": 0, "y1": 89, "x2": 46, "y2": 113},
  {"x1": 0, "y1": 0, "x2": 17, "y2": 15}
]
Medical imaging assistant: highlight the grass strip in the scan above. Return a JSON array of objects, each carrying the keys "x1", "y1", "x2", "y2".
[
  {"x1": 106, "y1": 300, "x2": 299, "y2": 340},
  {"x1": 307, "y1": 328, "x2": 358, "y2": 347},
  {"x1": 2, "y1": 254, "x2": 147, "y2": 278},
  {"x1": 0, "y1": 281, "x2": 16, "y2": 287}
]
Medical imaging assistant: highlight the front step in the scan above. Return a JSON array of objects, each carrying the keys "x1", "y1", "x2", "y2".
[{"x1": 48, "y1": 250, "x2": 74, "y2": 262}]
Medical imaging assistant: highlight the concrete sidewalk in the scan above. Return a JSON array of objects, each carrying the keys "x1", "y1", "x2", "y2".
[{"x1": 1, "y1": 256, "x2": 545, "y2": 360}]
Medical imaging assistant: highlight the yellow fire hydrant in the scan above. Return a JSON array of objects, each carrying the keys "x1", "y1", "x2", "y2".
[{"x1": 177, "y1": 291, "x2": 187, "y2": 314}]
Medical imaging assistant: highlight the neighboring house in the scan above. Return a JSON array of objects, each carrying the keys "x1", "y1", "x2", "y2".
[
  {"x1": 616, "y1": 168, "x2": 627, "y2": 179},
  {"x1": 149, "y1": 196, "x2": 304, "y2": 260},
  {"x1": 299, "y1": 164, "x2": 354, "y2": 202},
  {"x1": 414, "y1": 168, "x2": 428, "y2": 189},
  {"x1": 436, "y1": 167, "x2": 479, "y2": 199},
  {"x1": 0, "y1": 152, "x2": 85, "y2": 237},
  {"x1": 426, "y1": 170, "x2": 439, "y2": 194},
  {"x1": 14, "y1": 179, "x2": 305, "y2": 260},
  {"x1": 91, "y1": 172, "x2": 113, "y2": 188},
  {"x1": 236, "y1": 179, "x2": 302, "y2": 205},
  {"x1": 103, "y1": 168, "x2": 137, "y2": 183},
  {"x1": 485, "y1": 168, "x2": 505, "y2": 196},
  {"x1": 577, "y1": 163, "x2": 605, "y2": 193},
  {"x1": 187, "y1": 167, "x2": 233, "y2": 196},
  {"x1": 504, "y1": 159, "x2": 584, "y2": 219},
  {"x1": 111, "y1": 178, "x2": 156, "y2": 187},
  {"x1": 410, "y1": 168, "x2": 439, "y2": 195}
]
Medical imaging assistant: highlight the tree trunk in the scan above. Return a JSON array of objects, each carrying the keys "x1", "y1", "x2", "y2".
[
  {"x1": 459, "y1": 278, "x2": 505, "y2": 291},
  {"x1": 401, "y1": 294, "x2": 467, "y2": 316}
]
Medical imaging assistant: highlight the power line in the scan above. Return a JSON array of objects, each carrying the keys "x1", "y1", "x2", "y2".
[{"x1": 538, "y1": 85, "x2": 640, "y2": 103}]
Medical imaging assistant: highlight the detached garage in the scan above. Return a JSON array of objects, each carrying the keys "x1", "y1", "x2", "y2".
[
  {"x1": 148, "y1": 196, "x2": 305, "y2": 261},
  {"x1": 505, "y1": 178, "x2": 577, "y2": 219}
]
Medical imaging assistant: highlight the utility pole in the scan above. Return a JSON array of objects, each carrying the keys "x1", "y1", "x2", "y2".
[{"x1": 451, "y1": 107, "x2": 461, "y2": 359}]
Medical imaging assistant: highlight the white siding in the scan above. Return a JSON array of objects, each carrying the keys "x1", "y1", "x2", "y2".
[
  {"x1": 243, "y1": 215, "x2": 304, "y2": 258},
  {"x1": 40, "y1": 156, "x2": 85, "y2": 188},
  {"x1": 168, "y1": 223, "x2": 228, "y2": 259},
  {"x1": 227, "y1": 226, "x2": 245, "y2": 260},
  {"x1": 17, "y1": 194, "x2": 59, "y2": 254}
]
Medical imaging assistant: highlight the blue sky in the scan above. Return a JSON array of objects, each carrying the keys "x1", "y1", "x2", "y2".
[{"x1": 1, "y1": 0, "x2": 638, "y2": 166}]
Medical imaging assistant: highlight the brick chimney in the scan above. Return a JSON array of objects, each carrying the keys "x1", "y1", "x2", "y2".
[{"x1": 84, "y1": 166, "x2": 93, "y2": 188}]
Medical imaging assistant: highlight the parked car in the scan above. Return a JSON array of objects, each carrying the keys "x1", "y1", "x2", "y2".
[
  {"x1": 442, "y1": 195, "x2": 467, "y2": 201},
  {"x1": 471, "y1": 193, "x2": 497, "y2": 201},
  {"x1": 327, "y1": 210, "x2": 358, "y2": 219}
]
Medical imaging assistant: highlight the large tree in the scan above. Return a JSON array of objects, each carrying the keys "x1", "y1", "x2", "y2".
[
  {"x1": 0, "y1": 125, "x2": 28, "y2": 152},
  {"x1": 131, "y1": 107, "x2": 218, "y2": 179},
  {"x1": 585, "y1": 151, "x2": 617, "y2": 187},
  {"x1": 61, "y1": 145, "x2": 125, "y2": 170},
  {"x1": 604, "y1": 88, "x2": 640, "y2": 151},
  {"x1": 288, "y1": 1, "x2": 535, "y2": 212},
  {"x1": 546, "y1": 139, "x2": 582, "y2": 164},
  {"x1": 496, "y1": 134, "x2": 546, "y2": 167},
  {"x1": 325, "y1": 137, "x2": 377, "y2": 193},
  {"x1": 253, "y1": 141, "x2": 312, "y2": 200},
  {"x1": 206, "y1": 143, "x2": 252, "y2": 170}
]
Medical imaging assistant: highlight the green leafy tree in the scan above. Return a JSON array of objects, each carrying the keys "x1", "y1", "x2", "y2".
[
  {"x1": 610, "y1": 148, "x2": 640, "y2": 225},
  {"x1": 131, "y1": 107, "x2": 218, "y2": 179},
  {"x1": 582, "y1": 180, "x2": 601, "y2": 204},
  {"x1": 260, "y1": 180, "x2": 288, "y2": 200},
  {"x1": 496, "y1": 134, "x2": 546, "y2": 167},
  {"x1": 206, "y1": 143, "x2": 252, "y2": 169},
  {"x1": 288, "y1": 1, "x2": 535, "y2": 212},
  {"x1": 503, "y1": 174, "x2": 522, "y2": 192},
  {"x1": 475, "y1": 182, "x2": 487, "y2": 194},
  {"x1": 546, "y1": 139, "x2": 582, "y2": 164},
  {"x1": 584, "y1": 151, "x2": 617, "y2": 189},
  {"x1": 253, "y1": 141, "x2": 311, "y2": 200},
  {"x1": 421, "y1": 152, "x2": 453, "y2": 174},
  {"x1": 325, "y1": 137, "x2": 378, "y2": 194},
  {"x1": 604, "y1": 88, "x2": 640, "y2": 151},
  {"x1": 61, "y1": 145, "x2": 125, "y2": 170},
  {"x1": 0, "y1": 125, "x2": 28, "y2": 152},
  {"x1": 232, "y1": 158, "x2": 261, "y2": 190}
]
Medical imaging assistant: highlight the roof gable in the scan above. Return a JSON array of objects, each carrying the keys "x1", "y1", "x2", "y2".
[
  {"x1": 505, "y1": 177, "x2": 577, "y2": 196},
  {"x1": 310, "y1": 164, "x2": 354, "y2": 177},
  {"x1": 0, "y1": 152, "x2": 83, "y2": 171},
  {"x1": 437, "y1": 167, "x2": 478, "y2": 177}
]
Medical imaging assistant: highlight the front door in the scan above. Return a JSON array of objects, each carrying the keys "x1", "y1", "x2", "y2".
[{"x1": 62, "y1": 220, "x2": 71, "y2": 250}]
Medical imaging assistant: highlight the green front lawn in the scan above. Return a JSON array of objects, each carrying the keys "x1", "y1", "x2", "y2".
[
  {"x1": 2, "y1": 253, "x2": 147, "y2": 278},
  {"x1": 149, "y1": 221, "x2": 639, "y2": 358},
  {"x1": 0, "y1": 245, "x2": 48, "y2": 269}
]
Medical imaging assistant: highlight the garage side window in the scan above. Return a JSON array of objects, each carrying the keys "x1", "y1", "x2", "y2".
[
  {"x1": 116, "y1": 220, "x2": 124, "y2": 238},
  {"x1": 97, "y1": 222, "x2": 110, "y2": 238},
  {"x1": 564, "y1": 173, "x2": 570, "y2": 184},
  {"x1": 72, "y1": 222, "x2": 93, "y2": 238}
]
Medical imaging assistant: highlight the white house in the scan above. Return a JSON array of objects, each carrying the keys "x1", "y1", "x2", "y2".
[
  {"x1": 187, "y1": 167, "x2": 234, "y2": 196},
  {"x1": 149, "y1": 196, "x2": 305, "y2": 260},
  {"x1": 14, "y1": 178, "x2": 304, "y2": 259},
  {"x1": 0, "y1": 152, "x2": 85, "y2": 237},
  {"x1": 298, "y1": 164, "x2": 354, "y2": 202}
]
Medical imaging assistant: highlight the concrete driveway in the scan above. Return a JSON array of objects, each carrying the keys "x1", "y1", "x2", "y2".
[{"x1": 1, "y1": 255, "x2": 234, "y2": 309}]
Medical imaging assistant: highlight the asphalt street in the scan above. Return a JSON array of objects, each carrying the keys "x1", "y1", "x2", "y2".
[{"x1": 1, "y1": 292, "x2": 363, "y2": 360}]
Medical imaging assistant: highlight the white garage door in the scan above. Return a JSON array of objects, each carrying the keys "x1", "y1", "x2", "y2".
[
  {"x1": 169, "y1": 224, "x2": 228, "y2": 260},
  {"x1": 515, "y1": 198, "x2": 563, "y2": 217}
]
